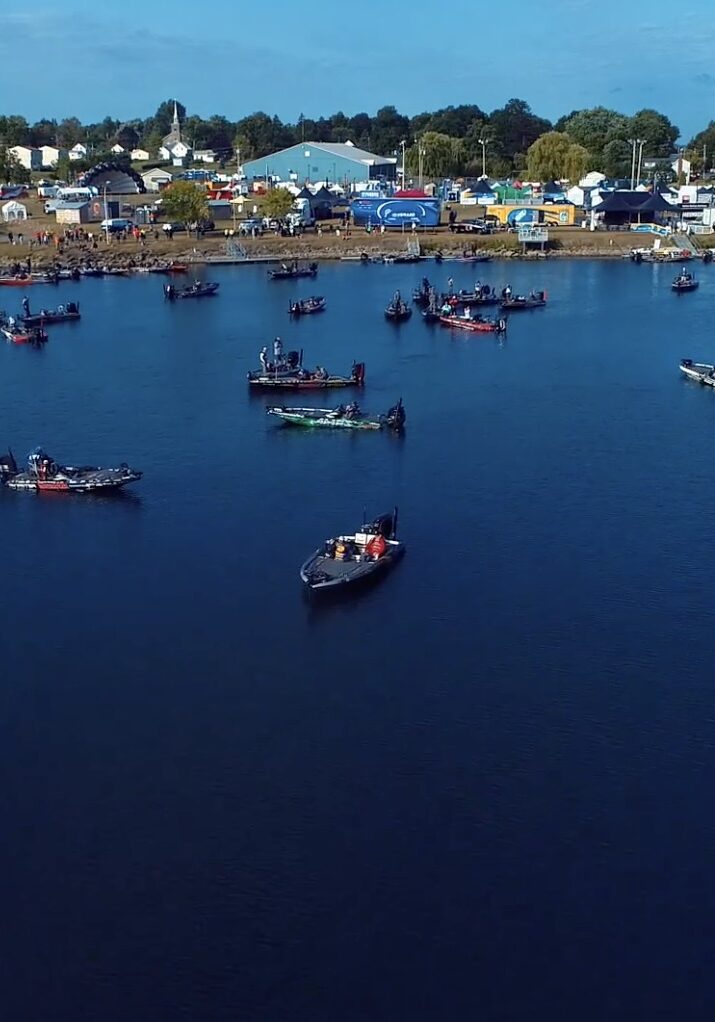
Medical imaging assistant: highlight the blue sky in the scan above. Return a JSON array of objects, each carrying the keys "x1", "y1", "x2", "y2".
[{"x1": 1, "y1": 0, "x2": 712, "y2": 140}]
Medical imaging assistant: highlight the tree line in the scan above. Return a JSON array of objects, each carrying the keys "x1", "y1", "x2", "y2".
[{"x1": 1, "y1": 98, "x2": 711, "y2": 184}]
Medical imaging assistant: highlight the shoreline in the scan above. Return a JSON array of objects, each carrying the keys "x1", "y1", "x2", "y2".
[{"x1": 0, "y1": 229, "x2": 706, "y2": 272}]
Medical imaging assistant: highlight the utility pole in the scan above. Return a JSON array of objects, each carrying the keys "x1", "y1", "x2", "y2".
[
  {"x1": 400, "y1": 139, "x2": 406, "y2": 188},
  {"x1": 478, "y1": 137, "x2": 489, "y2": 178},
  {"x1": 418, "y1": 138, "x2": 426, "y2": 190}
]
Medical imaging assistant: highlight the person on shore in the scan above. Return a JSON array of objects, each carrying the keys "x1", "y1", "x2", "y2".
[{"x1": 7, "y1": 231, "x2": 13, "y2": 245}]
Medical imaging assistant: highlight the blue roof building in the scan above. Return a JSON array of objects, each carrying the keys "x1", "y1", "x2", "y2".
[{"x1": 242, "y1": 141, "x2": 397, "y2": 187}]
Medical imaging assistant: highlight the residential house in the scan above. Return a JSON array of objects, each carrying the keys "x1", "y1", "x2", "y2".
[
  {"x1": 69, "y1": 143, "x2": 88, "y2": 162},
  {"x1": 9, "y1": 146, "x2": 42, "y2": 171},
  {"x1": 131, "y1": 148, "x2": 150, "y2": 162},
  {"x1": 40, "y1": 145, "x2": 68, "y2": 169},
  {"x1": 111, "y1": 143, "x2": 125, "y2": 155},
  {"x1": 193, "y1": 149, "x2": 216, "y2": 164},
  {"x1": 141, "y1": 167, "x2": 173, "y2": 192}
]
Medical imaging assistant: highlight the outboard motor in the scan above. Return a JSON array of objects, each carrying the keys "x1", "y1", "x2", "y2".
[{"x1": 287, "y1": 350, "x2": 300, "y2": 369}]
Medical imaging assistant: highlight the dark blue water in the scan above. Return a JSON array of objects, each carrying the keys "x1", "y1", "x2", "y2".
[{"x1": 4, "y1": 259, "x2": 715, "y2": 1020}]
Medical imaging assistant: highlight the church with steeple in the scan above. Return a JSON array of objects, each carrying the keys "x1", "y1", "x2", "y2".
[
  {"x1": 159, "y1": 100, "x2": 191, "y2": 164},
  {"x1": 162, "y1": 101, "x2": 182, "y2": 147}
]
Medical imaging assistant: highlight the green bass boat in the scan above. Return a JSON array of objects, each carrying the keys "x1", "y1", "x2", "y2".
[{"x1": 267, "y1": 399, "x2": 405, "y2": 432}]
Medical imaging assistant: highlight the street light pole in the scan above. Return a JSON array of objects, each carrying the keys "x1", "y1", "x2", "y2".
[
  {"x1": 636, "y1": 139, "x2": 646, "y2": 187},
  {"x1": 103, "y1": 179, "x2": 110, "y2": 243},
  {"x1": 478, "y1": 137, "x2": 489, "y2": 178},
  {"x1": 628, "y1": 138, "x2": 637, "y2": 190},
  {"x1": 400, "y1": 139, "x2": 406, "y2": 189}
]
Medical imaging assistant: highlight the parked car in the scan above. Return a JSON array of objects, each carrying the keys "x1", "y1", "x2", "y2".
[
  {"x1": 101, "y1": 217, "x2": 134, "y2": 233},
  {"x1": 450, "y1": 219, "x2": 492, "y2": 234}
]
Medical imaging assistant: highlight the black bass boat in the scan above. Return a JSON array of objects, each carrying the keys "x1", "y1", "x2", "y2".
[
  {"x1": 300, "y1": 509, "x2": 404, "y2": 591},
  {"x1": 500, "y1": 289, "x2": 547, "y2": 310},
  {"x1": 21, "y1": 301, "x2": 80, "y2": 326},
  {"x1": 247, "y1": 343, "x2": 365, "y2": 389},
  {"x1": 269, "y1": 261, "x2": 318, "y2": 280},
  {"x1": 0, "y1": 447, "x2": 142, "y2": 493},
  {"x1": 680, "y1": 358, "x2": 715, "y2": 386},
  {"x1": 412, "y1": 278, "x2": 434, "y2": 306},
  {"x1": 289, "y1": 296, "x2": 326, "y2": 315},
  {"x1": 672, "y1": 269, "x2": 698, "y2": 293},
  {"x1": 385, "y1": 290, "x2": 412, "y2": 322},
  {"x1": 268, "y1": 398, "x2": 405, "y2": 431},
  {"x1": 164, "y1": 281, "x2": 219, "y2": 299},
  {"x1": 441, "y1": 285, "x2": 500, "y2": 307}
]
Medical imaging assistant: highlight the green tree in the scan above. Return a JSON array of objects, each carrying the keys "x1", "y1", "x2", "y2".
[
  {"x1": 0, "y1": 115, "x2": 30, "y2": 146},
  {"x1": 627, "y1": 109, "x2": 678, "y2": 159},
  {"x1": 160, "y1": 179, "x2": 208, "y2": 228},
  {"x1": 0, "y1": 144, "x2": 29, "y2": 183},
  {"x1": 262, "y1": 187, "x2": 295, "y2": 219},
  {"x1": 369, "y1": 105, "x2": 411, "y2": 155},
  {"x1": 488, "y1": 98, "x2": 551, "y2": 166},
  {"x1": 407, "y1": 132, "x2": 464, "y2": 178},
  {"x1": 53, "y1": 154, "x2": 73, "y2": 183},
  {"x1": 526, "y1": 132, "x2": 587, "y2": 181},
  {"x1": 151, "y1": 99, "x2": 186, "y2": 137},
  {"x1": 688, "y1": 121, "x2": 715, "y2": 171},
  {"x1": 561, "y1": 107, "x2": 628, "y2": 167},
  {"x1": 602, "y1": 138, "x2": 632, "y2": 178},
  {"x1": 57, "y1": 117, "x2": 84, "y2": 147}
]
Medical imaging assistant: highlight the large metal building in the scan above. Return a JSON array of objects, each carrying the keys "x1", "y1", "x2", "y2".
[{"x1": 242, "y1": 141, "x2": 397, "y2": 187}]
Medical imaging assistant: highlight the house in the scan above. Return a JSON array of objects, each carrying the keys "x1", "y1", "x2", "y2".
[
  {"x1": 39, "y1": 145, "x2": 67, "y2": 169},
  {"x1": 141, "y1": 167, "x2": 173, "y2": 192},
  {"x1": 672, "y1": 155, "x2": 691, "y2": 181},
  {"x1": 131, "y1": 148, "x2": 150, "y2": 162},
  {"x1": 242, "y1": 141, "x2": 397, "y2": 186},
  {"x1": 158, "y1": 141, "x2": 192, "y2": 165},
  {"x1": 9, "y1": 146, "x2": 41, "y2": 171},
  {"x1": 2, "y1": 200, "x2": 28, "y2": 221},
  {"x1": 111, "y1": 143, "x2": 125, "y2": 154},
  {"x1": 193, "y1": 149, "x2": 216, "y2": 164},
  {"x1": 69, "y1": 143, "x2": 87, "y2": 162}
]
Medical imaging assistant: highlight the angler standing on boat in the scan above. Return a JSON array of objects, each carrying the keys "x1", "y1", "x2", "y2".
[{"x1": 273, "y1": 336, "x2": 283, "y2": 363}]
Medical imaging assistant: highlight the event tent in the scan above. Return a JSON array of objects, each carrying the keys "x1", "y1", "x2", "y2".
[{"x1": 2, "y1": 200, "x2": 27, "y2": 221}]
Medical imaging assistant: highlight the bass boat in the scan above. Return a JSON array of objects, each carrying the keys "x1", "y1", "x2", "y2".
[
  {"x1": 300, "y1": 509, "x2": 404, "y2": 592},
  {"x1": 1, "y1": 322, "x2": 48, "y2": 345},
  {"x1": 289, "y1": 296, "x2": 326, "y2": 315},
  {"x1": 247, "y1": 344, "x2": 365, "y2": 389},
  {"x1": 268, "y1": 398, "x2": 405, "y2": 431},
  {"x1": 672, "y1": 269, "x2": 698, "y2": 293},
  {"x1": 21, "y1": 301, "x2": 80, "y2": 326},
  {"x1": 385, "y1": 290, "x2": 412, "y2": 322},
  {"x1": 680, "y1": 358, "x2": 715, "y2": 386},
  {"x1": 439, "y1": 312, "x2": 507, "y2": 333},
  {"x1": 269, "y1": 261, "x2": 318, "y2": 280},
  {"x1": 0, "y1": 447, "x2": 142, "y2": 492},
  {"x1": 164, "y1": 281, "x2": 219, "y2": 299},
  {"x1": 500, "y1": 290, "x2": 547, "y2": 309}
]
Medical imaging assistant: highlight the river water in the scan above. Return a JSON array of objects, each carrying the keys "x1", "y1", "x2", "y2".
[{"x1": 3, "y1": 258, "x2": 715, "y2": 1020}]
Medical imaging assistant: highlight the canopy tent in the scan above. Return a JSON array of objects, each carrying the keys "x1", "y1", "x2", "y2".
[
  {"x1": 2, "y1": 200, "x2": 27, "y2": 221},
  {"x1": 592, "y1": 190, "x2": 676, "y2": 225},
  {"x1": 472, "y1": 179, "x2": 496, "y2": 195}
]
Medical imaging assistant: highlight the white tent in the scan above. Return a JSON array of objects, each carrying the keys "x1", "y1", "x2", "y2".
[{"x1": 2, "y1": 200, "x2": 27, "y2": 221}]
